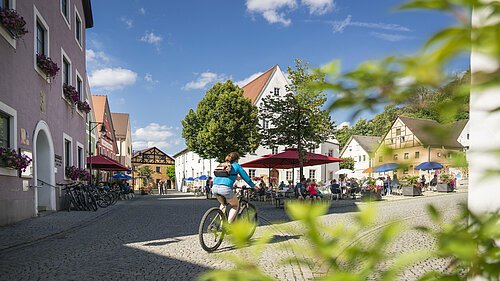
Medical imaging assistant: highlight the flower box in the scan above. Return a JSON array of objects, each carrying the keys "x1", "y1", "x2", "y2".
[
  {"x1": 0, "y1": 8, "x2": 28, "y2": 39},
  {"x1": 36, "y1": 53, "x2": 59, "y2": 78},
  {"x1": 402, "y1": 185, "x2": 422, "y2": 196},
  {"x1": 77, "y1": 100, "x2": 91, "y2": 113},
  {"x1": 361, "y1": 190, "x2": 382, "y2": 201},
  {"x1": 63, "y1": 84, "x2": 80, "y2": 104},
  {"x1": 437, "y1": 183, "x2": 453, "y2": 193},
  {"x1": 65, "y1": 166, "x2": 90, "y2": 181},
  {"x1": 0, "y1": 146, "x2": 32, "y2": 171}
]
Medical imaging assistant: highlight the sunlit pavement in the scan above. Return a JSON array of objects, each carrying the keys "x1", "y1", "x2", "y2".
[{"x1": 0, "y1": 189, "x2": 467, "y2": 281}]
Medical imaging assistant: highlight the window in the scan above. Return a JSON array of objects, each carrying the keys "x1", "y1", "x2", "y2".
[
  {"x1": 76, "y1": 75, "x2": 82, "y2": 101},
  {"x1": 77, "y1": 145, "x2": 83, "y2": 169},
  {"x1": 400, "y1": 136, "x2": 405, "y2": 142},
  {"x1": 0, "y1": 112, "x2": 9, "y2": 147},
  {"x1": 156, "y1": 166, "x2": 161, "y2": 173},
  {"x1": 36, "y1": 22, "x2": 46, "y2": 55},
  {"x1": 358, "y1": 156, "x2": 362, "y2": 162},
  {"x1": 61, "y1": 0, "x2": 69, "y2": 23},
  {"x1": 271, "y1": 147, "x2": 278, "y2": 154},
  {"x1": 62, "y1": 57, "x2": 70, "y2": 85},
  {"x1": 447, "y1": 153, "x2": 452, "y2": 159},
  {"x1": 404, "y1": 153, "x2": 409, "y2": 160},
  {"x1": 249, "y1": 169, "x2": 255, "y2": 178},
  {"x1": 309, "y1": 170, "x2": 316, "y2": 180},
  {"x1": 403, "y1": 167, "x2": 409, "y2": 174},
  {"x1": 263, "y1": 120, "x2": 269, "y2": 129},
  {"x1": 393, "y1": 154, "x2": 398, "y2": 160},
  {"x1": 64, "y1": 138, "x2": 72, "y2": 169},
  {"x1": 286, "y1": 171, "x2": 292, "y2": 181},
  {"x1": 363, "y1": 155, "x2": 366, "y2": 162},
  {"x1": 328, "y1": 149, "x2": 334, "y2": 157},
  {"x1": 467, "y1": 133, "x2": 469, "y2": 140},
  {"x1": 328, "y1": 171, "x2": 334, "y2": 180},
  {"x1": 75, "y1": 9, "x2": 82, "y2": 45},
  {"x1": 274, "y1": 87, "x2": 280, "y2": 96},
  {"x1": 0, "y1": 0, "x2": 10, "y2": 9},
  {"x1": 415, "y1": 151, "x2": 420, "y2": 159},
  {"x1": 396, "y1": 128, "x2": 401, "y2": 136},
  {"x1": 309, "y1": 147, "x2": 315, "y2": 153},
  {"x1": 379, "y1": 156, "x2": 383, "y2": 162}
]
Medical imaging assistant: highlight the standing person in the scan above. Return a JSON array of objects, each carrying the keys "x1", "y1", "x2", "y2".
[
  {"x1": 212, "y1": 152, "x2": 255, "y2": 223},
  {"x1": 205, "y1": 177, "x2": 212, "y2": 199},
  {"x1": 420, "y1": 175, "x2": 426, "y2": 189},
  {"x1": 159, "y1": 180, "x2": 164, "y2": 195},
  {"x1": 164, "y1": 181, "x2": 168, "y2": 194},
  {"x1": 385, "y1": 176, "x2": 392, "y2": 196}
]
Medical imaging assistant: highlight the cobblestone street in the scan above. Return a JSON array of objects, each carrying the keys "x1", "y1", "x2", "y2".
[{"x1": 0, "y1": 190, "x2": 467, "y2": 281}]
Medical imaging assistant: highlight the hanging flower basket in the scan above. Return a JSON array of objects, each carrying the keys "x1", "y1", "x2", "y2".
[
  {"x1": 0, "y1": 146, "x2": 32, "y2": 171},
  {"x1": 77, "y1": 100, "x2": 91, "y2": 113},
  {"x1": 63, "y1": 84, "x2": 80, "y2": 104},
  {"x1": 36, "y1": 53, "x2": 59, "y2": 78},
  {"x1": 0, "y1": 8, "x2": 28, "y2": 39}
]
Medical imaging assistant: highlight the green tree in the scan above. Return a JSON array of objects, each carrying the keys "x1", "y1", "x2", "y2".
[
  {"x1": 165, "y1": 165, "x2": 175, "y2": 181},
  {"x1": 370, "y1": 105, "x2": 407, "y2": 137},
  {"x1": 259, "y1": 59, "x2": 336, "y2": 179},
  {"x1": 334, "y1": 124, "x2": 351, "y2": 150},
  {"x1": 137, "y1": 166, "x2": 154, "y2": 186},
  {"x1": 339, "y1": 157, "x2": 355, "y2": 170},
  {"x1": 182, "y1": 81, "x2": 260, "y2": 162},
  {"x1": 351, "y1": 118, "x2": 374, "y2": 136}
]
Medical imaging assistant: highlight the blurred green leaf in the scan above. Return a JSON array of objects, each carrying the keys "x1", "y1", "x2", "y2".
[{"x1": 427, "y1": 205, "x2": 442, "y2": 223}]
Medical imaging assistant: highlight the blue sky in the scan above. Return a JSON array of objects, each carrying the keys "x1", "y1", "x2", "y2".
[{"x1": 86, "y1": 0, "x2": 468, "y2": 156}]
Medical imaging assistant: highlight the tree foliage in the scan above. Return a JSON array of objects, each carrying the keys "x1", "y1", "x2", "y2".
[
  {"x1": 339, "y1": 157, "x2": 355, "y2": 170},
  {"x1": 182, "y1": 81, "x2": 260, "y2": 162},
  {"x1": 259, "y1": 59, "x2": 335, "y2": 178},
  {"x1": 137, "y1": 166, "x2": 154, "y2": 186},
  {"x1": 165, "y1": 165, "x2": 175, "y2": 181}
]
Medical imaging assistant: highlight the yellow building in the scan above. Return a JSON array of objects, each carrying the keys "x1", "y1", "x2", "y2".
[
  {"x1": 132, "y1": 147, "x2": 175, "y2": 191},
  {"x1": 373, "y1": 116, "x2": 468, "y2": 178}
]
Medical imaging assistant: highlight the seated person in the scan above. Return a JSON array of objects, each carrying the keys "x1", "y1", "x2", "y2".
[
  {"x1": 306, "y1": 183, "x2": 320, "y2": 200},
  {"x1": 296, "y1": 178, "x2": 307, "y2": 199},
  {"x1": 329, "y1": 179, "x2": 342, "y2": 199}
]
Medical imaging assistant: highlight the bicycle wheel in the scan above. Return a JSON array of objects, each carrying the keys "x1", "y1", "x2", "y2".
[
  {"x1": 199, "y1": 207, "x2": 225, "y2": 252},
  {"x1": 238, "y1": 201, "x2": 258, "y2": 240}
]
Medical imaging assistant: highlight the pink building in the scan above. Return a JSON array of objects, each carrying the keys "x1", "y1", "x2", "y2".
[{"x1": 0, "y1": 0, "x2": 93, "y2": 225}]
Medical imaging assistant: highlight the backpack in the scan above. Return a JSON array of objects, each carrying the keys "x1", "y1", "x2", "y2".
[{"x1": 214, "y1": 161, "x2": 234, "y2": 177}]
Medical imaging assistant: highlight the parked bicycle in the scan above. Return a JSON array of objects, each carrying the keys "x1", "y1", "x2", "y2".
[{"x1": 198, "y1": 187, "x2": 258, "y2": 252}]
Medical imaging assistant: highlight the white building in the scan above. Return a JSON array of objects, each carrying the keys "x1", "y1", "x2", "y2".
[
  {"x1": 340, "y1": 135, "x2": 381, "y2": 177},
  {"x1": 174, "y1": 65, "x2": 341, "y2": 190}
]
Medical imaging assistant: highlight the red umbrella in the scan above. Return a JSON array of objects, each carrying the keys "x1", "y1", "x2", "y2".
[{"x1": 241, "y1": 148, "x2": 342, "y2": 169}]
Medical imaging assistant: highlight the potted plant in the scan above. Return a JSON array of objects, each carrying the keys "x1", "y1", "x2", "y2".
[
  {"x1": 437, "y1": 174, "x2": 454, "y2": 192},
  {"x1": 402, "y1": 175, "x2": 423, "y2": 196},
  {"x1": 65, "y1": 166, "x2": 90, "y2": 181},
  {"x1": 63, "y1": 84, "x2": 80, "y2": 104},
  {"x1": 77, "y1": 100, "x2": 91, "y2": 113},
  {"x1": 0, "y1": 8, "x2": 28, "y2": 39},
  {"x1": 36, "y1": 53, "x2": 59, "y2": 79},
  {"x1": 361, "y1": 178, "x2": 382, "y2": 201},
  {"x1": 0, "y1": 146, "x2": 32, "y2": 171}
]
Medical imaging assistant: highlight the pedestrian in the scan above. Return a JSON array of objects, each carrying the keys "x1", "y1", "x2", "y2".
[
  {"x1": 159, "y1": 180, "x2": 164, "y2": 195},
  {"x1": 205, "y1": 177, "x2": 212, "y2": 199},
  {"x1": 385, "y1": 175, "x2": 392, "y2": 195},
  {"x1": 420, "y1": 175, "x2": 426, "y2": 189},
  {"x1": 164, "y1": 181, "x2": 168, "y2": 194}
]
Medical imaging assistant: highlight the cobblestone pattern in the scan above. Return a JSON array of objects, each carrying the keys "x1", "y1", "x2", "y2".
[{"x1": 0, "y1": 190, "x2": 467, "y2": 281}]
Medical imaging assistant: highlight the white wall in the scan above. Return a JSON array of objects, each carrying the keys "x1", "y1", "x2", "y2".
[{"x1": 341, "y1": 139, "x2": 371, "y2": 175}]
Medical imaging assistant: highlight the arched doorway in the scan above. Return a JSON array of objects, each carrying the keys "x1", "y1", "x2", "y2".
[{"x1": 33, "y1": 121, "x2": 55, "y2": 213}]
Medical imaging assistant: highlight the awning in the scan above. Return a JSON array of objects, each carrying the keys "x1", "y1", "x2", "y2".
[
  {"x1": 87, "y1": 155, "x2": 131, "y2": 171},
  {"x1": 241, "y1": 148, "x2": 342, "y2": 169}
]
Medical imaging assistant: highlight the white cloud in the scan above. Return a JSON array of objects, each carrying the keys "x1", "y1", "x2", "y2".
[
  {"x1": 370, "y1": 32, "x2": 414, "y2": 42},
  {"x1": 89, "y1": 67, "x2": 138, "y2": 90},
  {"x1": 301, "y1": 0, "x2": 334, "y2": 15},
  {"x1": 139, "y1": 7, "x2": 146, "y2": 15},
  {"x1": 246, "y1": 0, "x2": 296, "y2": 26},
  {"x1": 121, "y1": 17, "x2": 133, "y2": 29},
  {"x1": 141, "y1": 31, "x2": 162, "y2": 45},
  {"x1": 144, "y1": 73, "x2": 159, "y2": 84},
  {"x1": 132, "y1": 123, "x2": 178, "y2": 151},
  {"x1": 183, "y1": 72, "x2": 228, "y2": 90},
  {"x1": 235, "y1": 72, "x2": 264, "y2": 87},
  {"x1": 86, "y1": 49, "x2": 110, "y2": 71},
  {"x1": 332, "y1": 15, "x2": 411, "y2": 33}
]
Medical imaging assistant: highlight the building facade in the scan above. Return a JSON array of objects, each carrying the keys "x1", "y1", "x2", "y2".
[
  {"x1": 340, "y1": 135, "x2": 381, "y2": 177},
  {"x1": 111, "y1": 113, "x2": 132, "y2": 168},
  {"x1": 132, "y1": 147, "x2": 175, "y2": 191},
  {"x1": 0, "y1": 0, "x2": 93, "y2": 225},
  {"x1": 174, "y1": 65, "x2": 341, "y2": 190},
  {"x1": 373, "y1": 116, "x2": 468, "y2": 178}
]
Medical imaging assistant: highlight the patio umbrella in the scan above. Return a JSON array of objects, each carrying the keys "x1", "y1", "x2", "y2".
[
  {"x1": 198, "y1": 175, "x2": 208, "y2": 180},
  {"x1": 112, "y1": 173, "x2": 131, "y2": 180},
  {"x1": 415, "y1": 162, "x2": 443, "y2": 170},
  {"x1": 241, "y1": 148, "x2": 342, "y2": 169},
  {"x1": 335, "y1": 169, "x2": 354, "y2": 175},
  {"x1": 373, "y1": 163, "x2": 399, "y2": 173},
  {"x1": 362, "y1": 167, "x2": 374, "y2": 173},
  {"x1": 185, "y1": 177, "x2": 195, "y2": 181}
]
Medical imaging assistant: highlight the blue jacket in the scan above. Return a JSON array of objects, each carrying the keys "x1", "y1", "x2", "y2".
[{"x1": 213, "y1": 162, "x2": 255, "y2": 188}]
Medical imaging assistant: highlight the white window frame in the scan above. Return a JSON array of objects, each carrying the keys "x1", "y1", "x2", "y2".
[
  {"x1": 61, "y1": 48, "x2": 72, "y2": 92},
  {"x1": 271, "y1": 147, "x2": 278, "y2": 154},
  {"x1": 75, "y1": 70, "x2": 84, "y2": 115},
  {"x1": 63, "y1": 133, "x2": 73, "y2": 180},
  {"x1": 309, "y1": 169, "x2": 316, "y2": 180},
  {"x1": 0, "y1": 101, "x2": 18, "y2": 177},
  {"x1": 274, "y1": 87, "x2": 280, "y2": 96},
  {"x1": 60, "y1": 0, "x2": 71, "y2": 28},
  {"x1": 263, "y1": 120, "x2": 269, "y2": 129},
  {"x1": 286, "y1": 171, "x2": 292, "y2": 181},
  {"x1": 76, "y1": 141, "x2": 84, "y2": 169},
  {"x1": 249, "y1": 169, "x2": 256, "y2": 178},
  {"x1": 74, "y1": 5, "x2": 83, "y2": 49},
  {"x1": 0, "y1": 0, "x2": 17, "y2": 48},
  {"x1": 33, "y1": 6, "x2": 50, "y2": 80}
]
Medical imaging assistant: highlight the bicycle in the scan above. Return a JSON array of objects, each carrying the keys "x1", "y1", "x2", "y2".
[{"x1": 198, "y1": 187, "x2": 258, "y2": 252}]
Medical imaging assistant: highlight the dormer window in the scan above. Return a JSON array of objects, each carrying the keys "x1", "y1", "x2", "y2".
[{"x1": 274, "y1": 87, "x2": 280, "y2": 96}]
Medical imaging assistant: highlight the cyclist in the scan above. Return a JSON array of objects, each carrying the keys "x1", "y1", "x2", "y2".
[{"x1": 212, "y1": 152, "x2": 255, "y2": 223}]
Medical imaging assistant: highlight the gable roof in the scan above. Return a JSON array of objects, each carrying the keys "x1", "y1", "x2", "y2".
[
  {"x1": 242, "y1": 65, "x2": 278, "y2": 104},
  {"x1": 398, "y1": 116, "x2": 466, "y2": 148},
  {"x1": 111, "y1": 113, "x2": 130, "y2": 138},
  {"x1": 91, "y1": 95, "x2": 106, "y2": 123},
  {"x1": 353, "y1": 135, "x2": 382, "y2": 154},
  {"x1": 132, "y1": 147, "x2": 175, "y2": 164}
]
